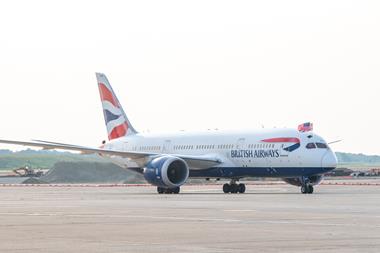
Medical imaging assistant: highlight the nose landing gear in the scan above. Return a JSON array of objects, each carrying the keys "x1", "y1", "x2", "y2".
[
  {"x1": 223, "y1": 180, "x2": 246, "y2": 194},
  {"x1": 301, "y1": 184, "x2": 314, "y2": 194},
  {"x1": 299, "y1": 176, "x2": 314, "y2": 194}
]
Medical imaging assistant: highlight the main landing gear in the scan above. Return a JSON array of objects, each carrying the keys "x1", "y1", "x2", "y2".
[
  {"x1": 223, "y1": 180, "x2": 246, "y2": 194},
  {"x1": 157, "y1": 187, "x2": 180, "y2": 194}
]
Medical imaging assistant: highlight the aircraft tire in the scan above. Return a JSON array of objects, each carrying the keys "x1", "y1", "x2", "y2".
[
  {"x1": 157, "y1": 187, "x2": 164, "y2": 194},
  {"x1": 223, "y1": 184, "x2": 231, "y2": 193},
  {"x1": 165, "y1": 188, "x2": 173, "y2": 194},
  {"x1": 301, "y1": 186, "x2": 307, "y2": 194},
  {"x1": 230, "y1": 184, "x2": 239, "y2": 194},
  {"x1": 238, "y1": 184, "x2": 246, "y2": 194},
  {"x1": 307, "y1": 185, "x2": 314, "y2": 194},
  {"x1": 172, "y1": 187, "x2": 180, "y2": 194}
]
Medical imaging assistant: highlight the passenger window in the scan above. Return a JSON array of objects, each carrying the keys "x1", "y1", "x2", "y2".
[
  {"x1": 306, "y1": 143, "x2": 316, "y2": 149},
  {"x1": 316, "y1": 143, "x2": 328, "y2": 149}
]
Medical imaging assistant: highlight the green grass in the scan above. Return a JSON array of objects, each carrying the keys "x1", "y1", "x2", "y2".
[{"x1": 0, "y1": 151, "x2": 105, "y2": 170}]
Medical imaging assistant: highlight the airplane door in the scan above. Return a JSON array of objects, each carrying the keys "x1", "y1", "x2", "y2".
[
  {"x1": 162, "y1": 140, "x2": 172, "y2": 154},
  {"x1": 236, "y1": 138, "x2": 246, "y2": 150},
  {"x1": 235, "y1": 138, "x2": 246, "y2": 166},
  {"x1": 279, "y1": 143, "x2": 290, "y2": 160},
  {"x1": 123, "y1": 142, "x2": 129, "y2": 151}
]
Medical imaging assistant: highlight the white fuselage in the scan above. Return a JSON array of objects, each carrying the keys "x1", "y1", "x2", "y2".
[{"x1": 102, "y1": 128, "x2": 337, "y2": 178}]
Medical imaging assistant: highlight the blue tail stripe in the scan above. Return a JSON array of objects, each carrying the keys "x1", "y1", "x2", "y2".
[{"x1": 104, "y1": 109, "x2": 120, "y2": 123}]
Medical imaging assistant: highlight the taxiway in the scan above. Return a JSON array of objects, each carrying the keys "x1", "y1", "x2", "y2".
[{"x1": 0, "y1": 183, "x2": 379, "y2": 252}]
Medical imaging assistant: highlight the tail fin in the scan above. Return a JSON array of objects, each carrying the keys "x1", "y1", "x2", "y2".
[{"x1": 96, "y1": 73, "x2": 138, "y2": 140}]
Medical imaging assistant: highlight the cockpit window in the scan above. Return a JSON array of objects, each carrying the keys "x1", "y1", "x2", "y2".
[
  {"x1": 316, "y1": 143, "x2": 328, "y2": 149},
  {"x1": 306, "y1": 143, "x2": 316, "y2": 149}
]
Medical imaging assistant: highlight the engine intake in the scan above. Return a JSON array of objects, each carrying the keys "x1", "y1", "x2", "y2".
[{"x1": 143, "y1": 156, "x2": 189, "y2": 188}]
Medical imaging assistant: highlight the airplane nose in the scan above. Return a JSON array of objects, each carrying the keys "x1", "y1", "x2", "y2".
[{"x1": 321, "y1": 151, "x2": 338, "y2": 168}]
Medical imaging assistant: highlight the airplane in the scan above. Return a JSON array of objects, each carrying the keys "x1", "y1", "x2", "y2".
[{"x1": 0, "y1": 73, "x2": 337, "y2": 194}]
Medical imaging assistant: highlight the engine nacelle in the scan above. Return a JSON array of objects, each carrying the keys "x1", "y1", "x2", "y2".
[
  {"x1": 143, "y1": 156, "x2": 189, "y2": 188},
  {"x1": 283, "y1": 175, "x2": 323, "y2": 187}
]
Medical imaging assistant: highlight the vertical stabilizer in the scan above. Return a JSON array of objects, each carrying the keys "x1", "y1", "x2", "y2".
[{"x1": 96, "y1": 73, "x2": 138, "y2": 140}]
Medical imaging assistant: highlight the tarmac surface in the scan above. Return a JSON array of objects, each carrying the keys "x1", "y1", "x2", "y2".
[{"x1": 0, "y1": 183, "x2": 379, "y2": 253}]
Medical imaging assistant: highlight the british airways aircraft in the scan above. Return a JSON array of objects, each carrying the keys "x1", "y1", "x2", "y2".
[{"x1": 0, "y1": 73, "x2": 337, "y2": 194}]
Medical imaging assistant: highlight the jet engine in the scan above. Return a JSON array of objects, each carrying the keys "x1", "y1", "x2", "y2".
[
  {"x1": 143, "y1": 156, "x2": 189, "y2": 188},
  {"x1": 283, "y1": 175, "x2": 323, "y2": 186}
]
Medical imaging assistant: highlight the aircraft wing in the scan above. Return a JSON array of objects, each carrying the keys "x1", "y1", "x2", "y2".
[{"x1": 0, "y1": 139, "x2": 222, "y2": 169}]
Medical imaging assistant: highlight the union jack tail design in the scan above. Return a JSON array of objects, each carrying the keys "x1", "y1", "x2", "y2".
[{"x1": 96, "y1": 73, "x2": 138, "y2": 140}]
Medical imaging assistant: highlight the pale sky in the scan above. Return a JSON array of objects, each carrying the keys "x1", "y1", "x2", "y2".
[{"x1": 0, "y1": 1, "x2": 379, "y2": 154}]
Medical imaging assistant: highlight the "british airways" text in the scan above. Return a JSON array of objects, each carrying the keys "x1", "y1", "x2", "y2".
[{"x1": 231, "y1": 149, "x2": 280, "y2": 158}]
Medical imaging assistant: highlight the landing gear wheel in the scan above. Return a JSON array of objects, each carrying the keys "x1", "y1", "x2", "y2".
[
  {"x1": 157, "y1": 187, "x2": 164, "y2": 194},
  {"x1": 223, "y1": 184, "x2": 231, "y2": 194},
  {"x1": 172, "y1": 187, "x2": 180, "y2": 194},
  {"x1": 158, "y1": 187, "x2": 181, "y2": 194},
  {"x1": 223, "y1": 181, "x2": 246, "y2": 194},
  {"x1": 164, "y1": 188, "x2": 173, "y2": 194},
  {"x1": 301, "y1": 185, "x2": 314, "y2": 194},
  {"x1": 307, "y1": 185, "x2": 314, "y2": 194},
  {"x1": 230, "y1": 184, "x2": 239, "y2": 194},
  {"x1": 238, "y1": 184, "x2": 246, "y2": 194},
  {"x1": 301, "y1": 186, "x2": 307, "y2": 194}
]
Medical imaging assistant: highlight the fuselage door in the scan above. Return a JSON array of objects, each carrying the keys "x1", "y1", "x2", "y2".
[
  {"x1": 162, "y1": 140, "x2": 172, "y2": 154},
  {"x1": 280, "y1": 143, "x2": 289, "y2": 158},
  {"x1": 123, "y1": 142, "x2": 129, "y2": 151},
  {"x1": 236, "y1": 138, "x2": 246, "y2": 150},
  {"x1": 235, "y1": 138, "x2": 246, "y2": 166}
]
